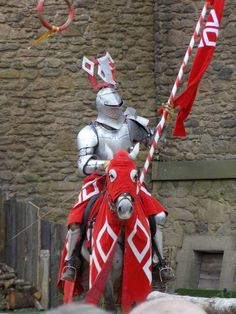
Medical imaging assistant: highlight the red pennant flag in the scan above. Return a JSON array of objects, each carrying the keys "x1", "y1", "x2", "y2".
[{"x1": 173, "y1": 0, "x2": 225, "y2": 137}]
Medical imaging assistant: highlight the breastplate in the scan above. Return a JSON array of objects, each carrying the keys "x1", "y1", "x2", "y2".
[{"x1": 94, "y1": 123, "x2": 132, "y2": 159}]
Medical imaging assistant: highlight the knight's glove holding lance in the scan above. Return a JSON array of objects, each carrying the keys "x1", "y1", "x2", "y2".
[
  {"x1": 162, "y1": 101, "x2": 174, "y2": 123},
  {"x1": 103, "y1": 160, "x2": 110, "y2": 172}
]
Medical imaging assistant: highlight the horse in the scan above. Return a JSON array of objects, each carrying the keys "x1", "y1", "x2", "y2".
[{"x1": 62, "y1": 147, "x2": 153, "y2": 313}]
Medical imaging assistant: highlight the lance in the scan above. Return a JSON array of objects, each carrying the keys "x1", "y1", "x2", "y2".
[{"x1": 139, "y1": 0, "x2": 210, "y2": 185}]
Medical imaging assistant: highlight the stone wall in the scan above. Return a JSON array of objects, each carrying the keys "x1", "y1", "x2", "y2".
[
  {"x1": 0, "y1": 0, "x2": 235, "y2": 290},
  {"x1": 0, "y1": 0, "x2": 157, "y2": 221},
  {"x1": 153, "y1": 0, "x2": 236, "y2": 290}
]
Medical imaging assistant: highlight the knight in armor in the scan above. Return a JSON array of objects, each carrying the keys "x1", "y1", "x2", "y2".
[{"x1": 60, "y1": 53, "x2": 175, "y2": 284}]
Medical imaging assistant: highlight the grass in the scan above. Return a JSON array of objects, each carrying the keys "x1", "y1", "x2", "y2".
[
  {"x1": 176, "y1": 288, "x2": 236, "y2": 298},
  {"x1": 0, "y1": 309, "x2": 40, "y2": 314}
]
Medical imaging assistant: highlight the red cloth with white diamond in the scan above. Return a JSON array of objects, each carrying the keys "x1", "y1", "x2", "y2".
[
  {"x1": 89, "y1": 151, "x2": 154, "y2": 312},
  {"x1": 173, "y1": 0, "x2": 225, "y2": 136}
]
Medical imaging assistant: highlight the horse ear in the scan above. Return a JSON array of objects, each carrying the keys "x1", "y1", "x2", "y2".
[
  {"x1": 128, "y1": 143, "x2": 140, "y2": 160},
  {"x1": 104, "y1": 143, "x2": 114, "y2": 160}
]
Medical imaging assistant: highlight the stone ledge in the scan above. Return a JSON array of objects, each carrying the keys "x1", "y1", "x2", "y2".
[{"x1": 152, "y1": 160, "x2": 236, "y2": 181}]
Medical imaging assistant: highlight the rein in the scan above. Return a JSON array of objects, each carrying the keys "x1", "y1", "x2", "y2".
[{"x1": 107, "y1": 193, "x2": 117, "y2": 213}]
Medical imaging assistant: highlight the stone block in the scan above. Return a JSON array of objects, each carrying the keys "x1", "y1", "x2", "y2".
[
  {"x1": 169, "y1": 208, "x2": 194, "y2": 222},
  {"x1": 0, "y1": 69, "x2": 20, "y2": 79}
]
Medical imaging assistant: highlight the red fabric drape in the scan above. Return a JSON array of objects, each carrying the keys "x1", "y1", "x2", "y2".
[{"x1": 173, "y1": 0, "x2": 225, "y2": 136}]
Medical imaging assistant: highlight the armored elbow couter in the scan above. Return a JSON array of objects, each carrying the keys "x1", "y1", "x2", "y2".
[{"x1": 154, "y1": 211, "x2": 167, "y2": 225}]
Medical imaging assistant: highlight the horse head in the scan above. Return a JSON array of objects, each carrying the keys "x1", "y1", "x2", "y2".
[{"x1": 106, "y1": 148, "x2": 139, "y2": 221}]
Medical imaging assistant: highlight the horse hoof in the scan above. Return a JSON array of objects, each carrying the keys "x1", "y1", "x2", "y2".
[{"x1": 61, "y1": 266, "x2": 77, "y2": 282}]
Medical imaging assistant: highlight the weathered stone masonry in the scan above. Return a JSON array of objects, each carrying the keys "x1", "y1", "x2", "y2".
[
  {"x1": 0, "y1": 0, "x2": 235, "y2": 289},
  {"x1": 153, "y1": 0, "x2": 236, "y2": 290},
  {"x1": 0, "y1": 0, "x2": 157, "y2": 221}
]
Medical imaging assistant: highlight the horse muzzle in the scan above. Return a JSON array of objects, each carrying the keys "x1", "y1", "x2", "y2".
[{"x1": 115, "y1": 193, "x2": 134, "y2": 220}]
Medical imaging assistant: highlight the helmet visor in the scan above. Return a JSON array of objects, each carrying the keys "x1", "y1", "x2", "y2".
[{"x1": 99, "y1": 90, "x2": 123, "y2": 107}]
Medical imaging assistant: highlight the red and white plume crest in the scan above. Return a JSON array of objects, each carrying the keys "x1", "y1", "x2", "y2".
[{"x1": 82, "y1": 52, "x2": 116, "y2": 91}]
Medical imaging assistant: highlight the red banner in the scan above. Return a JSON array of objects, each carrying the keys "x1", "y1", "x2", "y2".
[{"x1": 173, "y1": 0, "x2": 225, "y2": 137}]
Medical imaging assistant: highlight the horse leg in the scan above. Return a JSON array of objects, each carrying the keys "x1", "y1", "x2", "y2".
[
  {"x1": 104, "y1": 274, "x2": 117, "y2": 312},
  {"x1": 103, "y1": 242, "x2": 123, "y2": 312}
]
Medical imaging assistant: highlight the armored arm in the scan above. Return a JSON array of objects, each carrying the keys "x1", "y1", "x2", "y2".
[
  {"x1": 77, "y1": 125, "x2": 107, "y2": 176},
  {"x1": 126, "y1": 111, "x2": 155, "y2": 147}
]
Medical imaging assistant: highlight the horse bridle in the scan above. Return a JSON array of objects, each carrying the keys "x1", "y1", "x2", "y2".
[{"x1": 107, "y1": 192, "x2": 134, "y2": 213}]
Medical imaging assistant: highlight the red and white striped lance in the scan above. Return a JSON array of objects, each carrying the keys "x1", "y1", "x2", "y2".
[{"x1": 139, "y1": 0, "x2": 210, "y2": 185}]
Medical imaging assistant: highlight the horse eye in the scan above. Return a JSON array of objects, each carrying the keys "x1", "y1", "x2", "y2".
[
  {"x1": 109, "y1": 169, "x2": 117, "y2": 182},
  {"x1": 130, "y1": 169, "x2": 138, "y2": 182}
]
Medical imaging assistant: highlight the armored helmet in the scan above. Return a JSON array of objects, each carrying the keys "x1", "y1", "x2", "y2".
[{"x1": 96, "y1": 87, "x2": 125, "y2": 129}]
